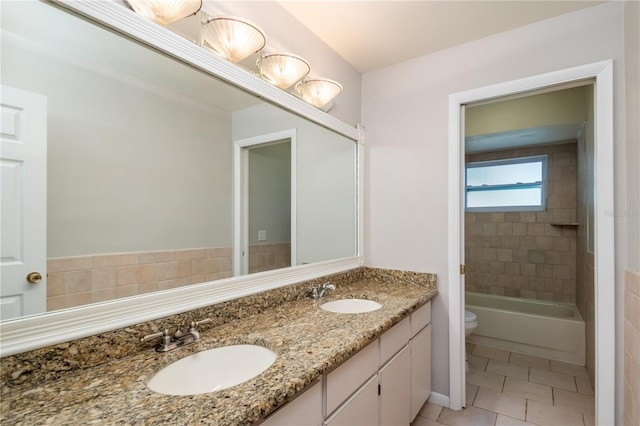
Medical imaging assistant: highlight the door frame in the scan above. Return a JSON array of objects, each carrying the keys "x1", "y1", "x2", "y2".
[
  {"x1": 233, "y1": 129, "x2": 297, "y2": 276},
  {"x1": 447, "y1": 60, "x2": 614, "y2": 425}
]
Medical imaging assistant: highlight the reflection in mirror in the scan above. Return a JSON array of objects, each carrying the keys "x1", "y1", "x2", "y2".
[
  {"x1": 0, "y1": 1, "x2": 356, "y2": 321},
  {"x1": 246, "y1": 140, "x2": 293, "y2": 275}
]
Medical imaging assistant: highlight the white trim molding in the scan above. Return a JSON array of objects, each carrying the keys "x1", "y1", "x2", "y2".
[
  {"x1": 0, "y1": 256, "x2": 363, "y2": 357},
  {"x1": 448, "y1": 60, "x2": 614, "y2": 425}
]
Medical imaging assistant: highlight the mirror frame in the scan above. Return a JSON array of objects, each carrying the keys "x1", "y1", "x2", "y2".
[{"x1": 0, "y1": 0, "x2": 364, "y2": 357}]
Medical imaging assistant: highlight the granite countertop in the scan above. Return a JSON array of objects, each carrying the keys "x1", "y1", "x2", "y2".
[{"x1": 1, "y1": 274, "x2": 437, "y2": 425}]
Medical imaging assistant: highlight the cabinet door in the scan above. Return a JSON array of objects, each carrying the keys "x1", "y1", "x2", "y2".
[
  {"x1": 325, "y1": 340, "x2": 378, "y2": 415},
  {"x1": 324, "y1": 375, "x2": 379, "y2": 426},
  {"x1": 380, "y1": 345, "x2": 411, "y2": 426},
  {"x1": 410, "y1": 324, "x2": 432, "y2": 421},
  {"x1": 262, "y1": 381, "x2": 322, "y2": 426}
]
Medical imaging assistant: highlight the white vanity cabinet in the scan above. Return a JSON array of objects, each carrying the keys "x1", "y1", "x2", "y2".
[
  {"x1": 410, "y1": 302, "x2": 432, "y2": 421},
  {"x1": 262, "y1": 301, "x2": 432, "y2": 426},
  {"x1": 261, "y1": 381, "x2": 323, "y2": 426}
]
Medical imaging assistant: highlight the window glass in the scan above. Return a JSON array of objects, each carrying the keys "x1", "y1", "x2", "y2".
[{"x1": 465, "y1": 155, "x2": 547, "y2": 212}]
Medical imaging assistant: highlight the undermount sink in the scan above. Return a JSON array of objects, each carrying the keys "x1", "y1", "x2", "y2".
[
  {"x1": 320, "y1": 298, "x2": 382, "y2": 314},
  {"x1": 147, "y1": 345, "x2": 277, "y2": 395}
]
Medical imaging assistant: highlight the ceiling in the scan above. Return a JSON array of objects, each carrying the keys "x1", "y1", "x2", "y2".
[{"x1": 278, "y1": 1, "x2": 604, "y2": 73}]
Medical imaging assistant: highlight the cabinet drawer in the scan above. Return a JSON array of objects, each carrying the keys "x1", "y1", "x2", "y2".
[
  {"x1": 323, "y1": 375, "x2": 379, "y2": 426},
  {"x1": 380, "y1": 317, "x2": 410, "y2": 366},
  {"x1": 325, "y1": 339, "x2": 378, "y2": 416},
  {"x1": 411, "y1": 301, "x2": 431, "y2": 337},
  {"x1": 262, "y1": 381, "x2": 322, "y2": 426}
]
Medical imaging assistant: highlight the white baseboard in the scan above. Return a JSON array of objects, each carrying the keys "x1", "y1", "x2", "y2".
[{"x1": 428, "y1": 391, "x2": 450, "y2": 408}]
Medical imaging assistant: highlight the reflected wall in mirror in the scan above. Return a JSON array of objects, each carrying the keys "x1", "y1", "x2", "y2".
[{"x1": 0, "y1": 1, "x2": 356, "y2": 321}]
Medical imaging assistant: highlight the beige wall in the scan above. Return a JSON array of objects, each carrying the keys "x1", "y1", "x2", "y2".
[
  {"x1": 624, "y1": 269, "x2": 640, "y2": 426},
  {"x1": 624, "y1": 1, "x2": 640, "y2": 422},
  {"x1": 465, "y1": 86, "x2": 588, "y2": 137},
  {"x1": 362, "y1": 1, "x2": 627, "y2": 400},
  {"x1": 465, "y1": 143, "x2": 577, "y2": 302}
]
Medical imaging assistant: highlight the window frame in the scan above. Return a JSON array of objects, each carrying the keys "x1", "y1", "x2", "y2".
[{"x1": 465, "y1": 154, "x2": 548, "y2": 212}]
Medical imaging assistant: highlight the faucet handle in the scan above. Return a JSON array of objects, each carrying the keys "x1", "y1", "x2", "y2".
[
  {"x1": 140, "y1": 329, "x2": 167, "y2": 342},
  {"x1": 185, "y1": 318, "x2": 211, "y2": 342},
  {"x1": 190, "y1": 318, "x2": 212, "y2": 329},
  {"x1": 140, "y1": 329, "x2": 171, "y2": 346}
]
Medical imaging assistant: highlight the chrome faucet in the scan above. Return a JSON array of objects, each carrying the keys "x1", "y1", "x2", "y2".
[
  {"x1": 310, "y1": 282, "x2": 336, "y2": 299},
  {"x1": 141, "y1": 318, "x2": 211, "y2": 352}
]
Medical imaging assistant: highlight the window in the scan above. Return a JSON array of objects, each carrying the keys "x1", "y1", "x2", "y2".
[{"x1": 465, "y1": 155, "x2": 547, "y2": 212}]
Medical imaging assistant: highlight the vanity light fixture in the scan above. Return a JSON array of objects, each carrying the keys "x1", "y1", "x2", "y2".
[
  {"x1": 295, "y1": 78, "x2": 343, "y2": 109},
  {"x1": 258, "y1": 53, "x2": 311, "y2": 90},
  {"x1": 201, "y1": 16, "x2": 266, "y2": 64},
  {"x1": 125, "y1": 0, "x2": 202, "y2": 26}
]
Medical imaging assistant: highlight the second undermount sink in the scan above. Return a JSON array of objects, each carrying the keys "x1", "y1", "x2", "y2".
[
  {"x1": 320, "y1": 298, "x2": 382, "y2": 314},
  {"x1": 147, "y1": 344, "x2": 277, "y2": 396}
]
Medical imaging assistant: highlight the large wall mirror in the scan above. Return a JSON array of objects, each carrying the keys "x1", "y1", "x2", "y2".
[{"x1": 0, "y1": 0, "x2": 358, "y2": 351}]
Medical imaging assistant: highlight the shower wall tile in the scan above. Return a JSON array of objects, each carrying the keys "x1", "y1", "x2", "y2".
[
  {"x1": 46, "y1": 246, "x2": 233, "y2": 312},
  {"x1": 624, "y1": 268, "x2": 640, "y2": 426},
  {"x1": 465, "y1": 143, "x2": 577, "y2": 303}
]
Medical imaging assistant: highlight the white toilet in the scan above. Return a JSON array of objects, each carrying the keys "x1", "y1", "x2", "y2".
[{"x1": 465, "y1": 310, "x2": 478, "y2": 372}]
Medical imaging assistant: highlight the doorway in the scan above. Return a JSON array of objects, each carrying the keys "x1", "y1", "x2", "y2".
[
  {"x1": 447, "y1": 61, "x2": 614, "y2": 424},
  {"x1": 233, "y1": 129, "x2": 297, "y2": 276}
]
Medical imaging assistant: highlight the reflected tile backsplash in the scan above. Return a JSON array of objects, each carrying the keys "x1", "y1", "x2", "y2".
[{"x1": 46, "y1": 247, "x2": 233, "y2": 311}]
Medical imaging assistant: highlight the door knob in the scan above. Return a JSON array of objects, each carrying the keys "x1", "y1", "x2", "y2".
[{"x1": 26, "y1": 272, "x2": 43, "y2": 284}]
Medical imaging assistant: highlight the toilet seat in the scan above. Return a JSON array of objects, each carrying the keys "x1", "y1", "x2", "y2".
[
  {"x1": 465, "y1": 310, "x2": 477, "y2": 323},
  {"x1": 464, "y1": 310, "x2": 478, "y2": 338}
]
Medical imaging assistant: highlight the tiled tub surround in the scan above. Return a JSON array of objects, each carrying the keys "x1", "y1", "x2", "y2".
[
  {"x1": 465, "y1": 142, "x2": 578, "y2": 303},
  {"x1": 248, "y1": 242, "x2": 291, "y2": 274},
  {"x1": 624, "y1": 268, "x2": 640, "y2": 426},
  {"x1": 46, "y1": 247, "x2": 233, "y2": 311},
  {"x1": 0, "y1": 267, "x2": 437, "y2": 425}
]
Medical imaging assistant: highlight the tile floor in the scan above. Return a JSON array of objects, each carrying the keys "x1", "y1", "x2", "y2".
[{"x1": 411, "y1": 344, "x2": 595, "y2": 426}]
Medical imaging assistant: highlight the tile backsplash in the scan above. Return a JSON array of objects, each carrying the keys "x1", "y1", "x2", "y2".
[
  {"x1": 248, "y1": 242, "x2": 291, "y2": 274},
  {"x1": 46, "y1": 247, "x2": 233, "y2": 311},
  {"x1": 465, "y1": 142, "x2": 577, "y2": 303}
]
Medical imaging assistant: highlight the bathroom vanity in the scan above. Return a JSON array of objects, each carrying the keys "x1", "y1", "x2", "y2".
[{"x1": 0, "y1": 268, "x2": 436, "y2": 425}]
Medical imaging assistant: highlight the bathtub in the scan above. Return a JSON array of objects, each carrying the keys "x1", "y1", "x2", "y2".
[{"x1": 465, "y1": 292, "x2": 585, "y2": 365}]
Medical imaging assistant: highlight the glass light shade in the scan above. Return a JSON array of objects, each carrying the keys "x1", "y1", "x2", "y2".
[
  {"x1": 295, "y1": 78, "x2": 343, "y2": 108},
  {"x1": 259, "y1": 54, "x2": 310, "y2": 90},
  {"x1": 201, "y1": 16, "x2": 266, "y2": 63},
  {"x1": 125, "y1": 0, "x2": 202, "y2": 26}
]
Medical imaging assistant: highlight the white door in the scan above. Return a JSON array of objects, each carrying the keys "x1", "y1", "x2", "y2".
[{"x1": 0, "y1": 85, "x2": 47, "y2": 320}]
